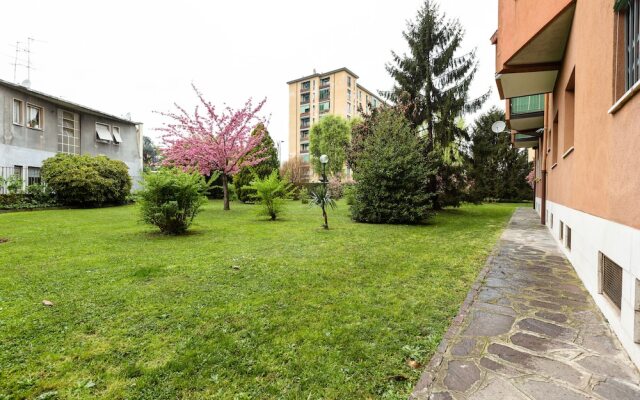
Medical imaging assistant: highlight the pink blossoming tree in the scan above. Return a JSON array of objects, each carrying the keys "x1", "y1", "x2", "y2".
[{"x1": 158, "y1": 85, "x2": 268, "y2": 210}]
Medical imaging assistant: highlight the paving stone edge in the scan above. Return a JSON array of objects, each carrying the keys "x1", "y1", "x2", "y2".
[{"x1": 409, "y1": 229, "x2": 505, "y2": 399}]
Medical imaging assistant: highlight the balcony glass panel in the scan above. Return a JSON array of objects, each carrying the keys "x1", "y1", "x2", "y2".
[{"x1": 510, "y1": 94, "x2": 544, "y2": 115}]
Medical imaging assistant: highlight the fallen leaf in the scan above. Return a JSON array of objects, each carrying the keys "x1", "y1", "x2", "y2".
[{"x1": 42, "y1": 300, "x2": 54, "y2": 307}]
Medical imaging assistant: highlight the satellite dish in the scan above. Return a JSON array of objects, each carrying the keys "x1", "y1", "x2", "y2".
[
  {"x1": 21, "y1": 79, "x2": 31, "y2": 88},
  {"x1": 491, "y1": 121, "x2": 507, "y2": 133}
]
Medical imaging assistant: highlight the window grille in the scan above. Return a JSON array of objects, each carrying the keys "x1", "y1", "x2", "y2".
[
  {"x1": 626, "y1": 0, "x2": 640, "y2": 89},
  {"x1": 601, "y1": 254, "x2": 623, "y2": 310}
]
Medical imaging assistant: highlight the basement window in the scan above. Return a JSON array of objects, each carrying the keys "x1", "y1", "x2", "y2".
[
  {"x1": 550, "y1": 213, "x2": 554, "y2": 229},
  {"x1": 599, "y1": 253, "x2": 623, "y2": 310},
  {"x1": 565, "y1": 226, "x2": 572, "y2": 250},
  {"x1": 559, "y1": 221, "x2": 564, "y2": 241}
]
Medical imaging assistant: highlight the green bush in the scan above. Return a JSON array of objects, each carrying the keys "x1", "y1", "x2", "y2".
[
  {"x1": 41, "y1": 154, "x2": 131, "y2": 207},
  {"x1": 299, "y1": 187, "x2": 310, "y2": 204},
  {"x1": 5, "y1": 175, "x2": 23, "y2": 194},
  {"x1": 138, "y1": 168, "x2": 209, "y2": 234},
  {"x1": 351, "y1": 109, "x2": 433, "y2": 224},
  {"x1": 243, "y1": 170, "x2": 294, "y2": 221},
  {"x1": 343, "y1": 184, "x2": 356, "y2": 205},
  {"x1": 0, "y1": 184, "x2": 57, "y2": 210}
]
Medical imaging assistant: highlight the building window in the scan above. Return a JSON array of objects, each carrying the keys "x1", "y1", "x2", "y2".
[
  {"x1": 347, "y1": 102, "x2": 352, "y2": 115},
  {"x1": 300, "y1": 103, "x2": 310, "y2": 114},
  {"x1": 566, "y1": 226, "x2": 572, "y2": 250},
  {"x1": 300, "y1": 117, "x2": 310, "y2": 129},
  {"x1": 13, "y1": 99, "x2": 24, "y2": 125},
  {"x1": 564, "y1": 68, "x2": 575, "y2": 152},
  {"x1": 26, "y1": 104, "x2": 43, "y2": 130},
  {"x1": 319, "y1": 101, "x2": 330, "y2": 113},
  {"x1": 347, "y1": 88, "x2": 352, "y2": 102},
  {"x1": 301, "y1": 81, "x2": 311, "y2": 91},
  {"x1": 551, "y1": 116, "x2": 559, "y2": 165},
  {"x1": 550, "y1": 213, "x2": 554, "y2": 229},
  {"x1": 27, "y1": 167, "x2": 41, "y2": 185},
  {"x1": 301, "y1": 93, "x2": 310, "y2": 104},
  {"x1": 319, "y1": 88, "x2": 330, "y2": 101},
  {"x1": 347, "y1": 76, "x2": 352, "y2": 87},
  {"x1": 625, "y1": 0, "x2": 640, "y2": 90},
  {"x1": 14, "y1": 165, "x2": 23, "y2": 181},
  {"x1": 112, "y1": 126, "x2": 123, "y2": 144},
  {"x1": 58, "y1": 110, "x2": 80, "y2": 155},
  {"x1": 320, "y1": 77, "x2": 330, "y2": 87},
  {"x1": 300, "y1": 143, "x2": 309, "y2": 153},
  {"x1": 559, "y1": 221, "x2": 564, "y2": 241},
  {"x1": 300, "y1": 130, "x2": 309, "y2": 140},
  {"x1": 96, "y1": 123, "x2": 112, "y2": 142}
]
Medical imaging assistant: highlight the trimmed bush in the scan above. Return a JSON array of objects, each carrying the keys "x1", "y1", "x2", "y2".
[
  {"x1": 351, "y1": 109, "x2": 433, "y2": 224},
  {"x1": 41, "y1": 154, "x2": 131, "y2": 207},
  {"x1": 138, "y1": 168, "x2": 209, "y2": 234}
]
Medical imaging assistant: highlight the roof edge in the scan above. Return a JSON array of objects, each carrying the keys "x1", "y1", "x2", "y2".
[{"x1": 286, "y1": 67, "x2": 360, "y2": 85}]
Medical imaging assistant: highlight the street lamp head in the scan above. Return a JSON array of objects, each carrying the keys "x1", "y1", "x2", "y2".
[{"x1": 320, "y1": 154, "x2": 329, "y2": 164}]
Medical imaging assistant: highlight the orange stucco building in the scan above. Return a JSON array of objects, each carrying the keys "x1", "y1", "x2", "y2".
[{"x1": 494, "y1": 0, "x2": 640, "y2": 367}]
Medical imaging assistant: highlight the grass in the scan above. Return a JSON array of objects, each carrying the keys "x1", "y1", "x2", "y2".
[{"x1": 0, "y1": 200, "x2": 519, "y2": 399}]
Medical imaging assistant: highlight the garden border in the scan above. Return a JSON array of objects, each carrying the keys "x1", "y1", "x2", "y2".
[{"x1": 409, "y1": 230, "x2": 503, "y2": 399}]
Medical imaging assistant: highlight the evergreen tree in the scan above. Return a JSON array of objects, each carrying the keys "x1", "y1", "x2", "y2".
[
  {"x1": 351, "y1": 108, "x2": 433, "y2": 224},
  {"x1": 309, "y1": 115, "x2": 350, "y2": 177},
  {"x1": 234, "y1": 123, "x2": 280, "y2": 203},
  {"x1": 383, "y1": 0, "x2": 488, "y2": 209},
  {"x1": 467, "y1": 107, "x2": 532, "y2": 202}
]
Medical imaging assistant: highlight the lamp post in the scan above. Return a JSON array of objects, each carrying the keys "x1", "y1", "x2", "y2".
[{"x1": 319, "y1": 154, "x2": 329, "y2": 229}]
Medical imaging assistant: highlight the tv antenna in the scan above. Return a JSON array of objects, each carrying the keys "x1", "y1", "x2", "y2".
[{"x1": 11, "y1": 37, "x2": 40, "y2": 86}]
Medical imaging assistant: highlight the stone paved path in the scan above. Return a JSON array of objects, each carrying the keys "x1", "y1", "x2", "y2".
[{"x1": 411, "y1": 208, "x2": 640, "y2": 400}]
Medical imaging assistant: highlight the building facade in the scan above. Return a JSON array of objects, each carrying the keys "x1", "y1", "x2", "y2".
[
  {"x1": 493, "y1": 0, "x2": 640, "y2": 367},
  {"x1": 287, "y1": 67, "x2": 383, "y2": 180},
  {"x1": 0, "y1": 79, "x2": 143, "y2": 191}
]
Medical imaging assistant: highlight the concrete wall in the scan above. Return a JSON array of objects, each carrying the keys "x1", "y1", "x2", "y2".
[{"x1": 0, "y1": 85, "x2": 143, "y2": 188}]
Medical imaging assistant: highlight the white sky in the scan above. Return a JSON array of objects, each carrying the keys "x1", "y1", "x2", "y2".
[{"x1": 0, "y1": 0, "x2": 500, "y2": 159}]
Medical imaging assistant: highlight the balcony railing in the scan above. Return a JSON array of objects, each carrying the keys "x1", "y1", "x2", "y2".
[
  {"x1": 300, "y1": 149, "x2": 309, "y2": 154},
  {"x1": 300, "y1": 99, "x2": 310, "y2": 105},
  {"x1": 320, "y1": 81, "x2": 330, "y2": 88},
  {"x1": 300, "y1": 86, "x2": 311, "y2": 93},
  {"x1": 300, "y1": 123, "x2": 310, "y2": 129},
  {"x1": 510, "y1": 94, "x2": 544, "y2": 116},
  {"x1": 300, "y1": 112, "x2": 310, "y2": 117}
]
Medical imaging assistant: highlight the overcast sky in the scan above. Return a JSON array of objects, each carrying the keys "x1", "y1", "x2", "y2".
[{"x1": 0, "y1": 0, "x2": 500, "y2": 159}]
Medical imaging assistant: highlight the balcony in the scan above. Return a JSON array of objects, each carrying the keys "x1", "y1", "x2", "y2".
[
  {"x1": 300, "y1": 112, "x2": 310, "y2": 117},
  {"x1": 494, "y1": 1, "x2": 576, "y2": 99},
  {"x1": 508, "y1": 94, "x2": 545, "y2": 132},
  {"x1": 320, "y1": 81, "x2": 330, "y2": 89},
  {"x1": 300, "y1": 86, "x2": 311, "y2": 93},
  {"x1": 300, "y1": 149, "x2": 309, "y2": 154},
  {"x1": 300, "y1": 99, "x2": 310, "y2": 105}
]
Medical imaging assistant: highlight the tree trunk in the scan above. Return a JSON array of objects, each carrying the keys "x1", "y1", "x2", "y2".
[
  {"x1": 322, "y1": 206, "x2": 328, "y2": 229},
  {"x1": 222, "y1": 174, "x2": 230, "y2": 211}
]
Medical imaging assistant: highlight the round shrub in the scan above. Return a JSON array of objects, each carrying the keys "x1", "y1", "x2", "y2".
[
  {"x1": 138, "y1": 168, "x2": 209, "y2": 234},
  {"x1": 41, "y1": 154, "x2": 131, "y2": 207}
]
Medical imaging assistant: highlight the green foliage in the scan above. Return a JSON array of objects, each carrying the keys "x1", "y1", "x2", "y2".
[
  {"x1": 347, "y1": 108, "x2": 380, "y2": 174},
  {"x1": 428, "y1": 141, "x2": 469, "y2": 209},
  {"x1": 41, "y1": 154, "x2": 131, "y2": 207},
  {"x1": 299, "y1": 187, "x2": 310, "y2": 204},
  {"x1": 234, "y1": 124, "x2": 280, "y2": 203},
  {"x1": 309, "y1": 115, "x2": 350, "y2": 177},
  {"x1": 351, "y1": 108, "x2": 433, "y2": 224},
  {"x1": 467, "y1": 108, "x2": 532, "y2": 202},
  {"x1": 243, "y1": 170, "x2": 293, "y2": 220},
  {"x1": 5, "y1": 175, "x2": 23, "y2": 194},
  {"x1": 143, "y1": 136, "x2": 159, "y2": 168},
  {"x1": 138, "y1": 168, "x2": 210, "y2": 234},
  {"x1": 615, "y1": 0, "x2": 630, "y2": 11},
  {"x1": 343, "y1": 184, "x2": 356, "y2": 206}
]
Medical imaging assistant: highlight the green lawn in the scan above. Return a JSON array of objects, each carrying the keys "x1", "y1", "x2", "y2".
[{"x1": 0, "y1": 201, "x2": 519, "y2": 399}]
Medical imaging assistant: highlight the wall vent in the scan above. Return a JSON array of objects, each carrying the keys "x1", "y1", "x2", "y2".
[{"x1": 600, "y1": 253, "x2": 623, "y2": 310}]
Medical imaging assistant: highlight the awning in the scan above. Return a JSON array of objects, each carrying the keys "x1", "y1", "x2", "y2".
[{"x1": 508, "y1": 94, "x2": 545, "y2": 132}]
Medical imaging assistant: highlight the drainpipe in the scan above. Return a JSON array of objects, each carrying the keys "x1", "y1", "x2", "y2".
[{"x1": 540, "y1": 134, "x2": 547, "y2": 226}]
